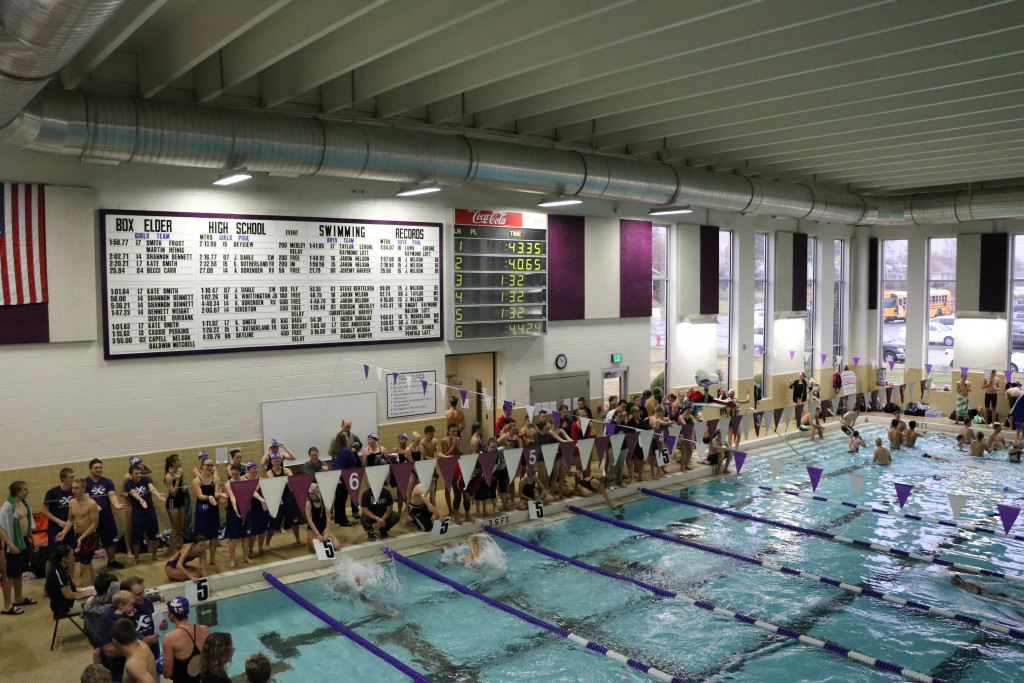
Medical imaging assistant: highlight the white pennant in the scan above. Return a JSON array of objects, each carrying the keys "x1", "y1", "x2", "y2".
[
  {"x1": 375, "y1": 366, "x2": 383, "y2": 381},
  {"x1": 484, "y1": 395, "x2": 493, "y2": 410},
  {"x1": 365, "y1": 464, "x2": 391, "y2": 499},
  {"x1": 768, "y1": 458, "x2": 784, "y2": 480},
  {"x1": 639, "y1": 430, "x2": 655, "y2": 454},
  {"x1": 783, "y1": 405, "x2": 793, "y2": 429},
  {"x1": 414, "y1": 459, "x2": 438, "y2": 490},
  {"x1": 314, "y1": 470, "x2": 340, "y2": 511},
  {"x1": 848, "y1": 473, "x2": 865, "y2": 495},
  {"x1": 741, "y1": 413, "x2": 752, "y2": 440},
  {"x1": 458, "y1": 454, "x2": 479, "y2": 483},
  {"x1": 580, "y1": 417, "x2": 591, "y2": 435},
  {"x1": 608, "y1": 433, "x2": 626, "y2": 463},
  {"x1": 694, "y1": 421, "x2": 707, "y2": 446},
  {"x1": 908, "y1": 383, "x2": 914, "y2": 400},
  {"x1": 696, "y1": 432, "x2": 707, "y2": 459},
  {"x1": 947, "y1": 493, "x2": 968, "y2": 519},
  {"x1": 541, "y1": 442, "x2": 560, "y2": 473},
  {"x1": 503, "y1": 448, "x2": 523, "y2": 479},
  {"x1": 404, "y1": 374, "x2": 412, "y2": 388},
  {"x1": 259, "y1": 476, "x2": 288, "y2": 520},
  {"x1": 576, "y1": 438, "x2": 595, "y2": 470},
  {"x1": 525, "y1": 404, "x2": 535, "y2": 422},
  {"x1": 668, "y1": 424, "x2": 681, "y2": 438}
]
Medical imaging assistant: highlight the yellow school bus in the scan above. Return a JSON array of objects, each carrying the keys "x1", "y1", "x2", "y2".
[
  {"x1": 928, "y1": 289, "x2": 953, "y2": 317},
  {"x1": 882, "y1": 290, "x2": 906, "y2": 321}
]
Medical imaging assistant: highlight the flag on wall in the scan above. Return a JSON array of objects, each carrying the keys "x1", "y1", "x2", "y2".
[{"x1": 1, "y1": 183, "x2": 47, "y2": 305}]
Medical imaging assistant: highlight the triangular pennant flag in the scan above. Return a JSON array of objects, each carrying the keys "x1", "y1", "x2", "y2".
[
  {"x1": 870, "y1": 390, "x2": 879, "y2": 411},
  {"x1": 314, "y1": 470, "x2": 340, "y2": 512},
  {"x1": 727, "y1": 414, "x2": 741, "y2": 438},
  {"x1": 478, "y1": 452, "x2": 498, "y2": 486},
  {"x1": 794, "y1": 403, "x2": 804, "y2": 426},
  {"x1": 821, "y1": 353, "x2": 828, "y2": 365},
  {"x1": 484, "y1": 395, "x2": 493, "y2": 410},
  {"x1": 228, "y1": 478, "x2": 260, "y2": 524},
  {"x1": 639, "y1": 430, "x2": 655, "y2": 455},
  {"x1": 391, "y1": 462, "x2": 414, "y2": 499},
  {"x1": 624, "y1": 431, "x2": 640, "y2": 456},
  {"x1": 363, "y1": 364, "x2": 369, "y2": 379},
  {"x1": 260, "y1": 476, "x2": 288, "y2": 520},
  {"x1": 503, "y1": 400, "x2": 513, "y2": 417},
  {"x1": 552, "y1": 411, "x2": 562, "y2": 428},
  {"x1": 392, "y1": 371, "x2": 399, "y2": 385},
  {"x1": 856, "y1": 392, "x2": 864, "y2": 410},
  {"x1": 888, "y1": 360, "x2": 895, "y2": 371},
  {"x1": 997, "y1": 504, "x2": 1021, "y2": 533},
  {"x1": 668, "y1": 424, "x2": 681, "y2": 438},
  {"x1": 768, "y1": 458, "x2": 783, "y2": 480},
  {"x1": 899, "y1": 384, "x2": 905, "y2": 403},
  {"x1": 885, "y1": 387, "x2": 893, "y2": 404},
  {"x1": 705, "y1": 419, "x2": 719, "y2": 439},
  {"x1": 436, "y1": 457, "x2": 458, "y2": 491},
  {"x1": 525, "y1": 404, "x2": 535, "y2": 422},
  {"x1": 605, "y1": 421, "x2": 617, "y2": 436},
  {"x1": 663, "y1": 434, "x2": 677, "y2": 452},
  {"x1": 907, "y1": 383, "x2": 914, "y2": 400},
  {"x1": 853, "y1": 357, "x2": 860, "y2": 367},
  {"x1": 540, "y1": 442, "x2": 560, "y2": 474},
  {"x1": 503, "y1": 448, "x2": 523, "y2": 480},
  {"x1": 693, "y1": 421, "x2": 706, "y2": 447},
  {"x1": 820, "y1": 399, "x2": 832, "y2": 420},
  {"x1": 753, "y1": 411, "x2": 763, "y2": 436},
  {"x1": 783, "y1": 406, "x2": 793, "y2": 429},
  {"x1": 288, "y1": 473, "x2": 316, "y2": 517},
  {"x1": 404, "y1": 374, "x2": 412, "y2": 388},
  {"x1": 580, "y1": 417, "x2": 591, "y2": 435},
  {"x1": 773, "y1": 407, "x2": 784, "y2": 432},
  {"x1": 789, "y1": 350, "x2": 796, "y2": 359},
  {"x1": 559, "y1": 440, "x2": 577, "y2": 468},
  {"x1": 734, "y1": 451, "x2": 746, "y2": 474},
  {"x1": 960, "y1": 366, "x2": 969, "y2": 379},
  {"x1": 365, "y1": 465, "x2": 391, "y2": 500},
  {"x1": 947, "y1": 493, "x2": 968, "y2": 518},
  {"x1": 805, "y1": 352, "x2": 812, "y2": 367},
  {"x1": 576, "y1": 438, "x2": 594, "y2": 470},
  {"x1": 893, "y1": 482, "x2": 914, "y2": 509},
  {"x1": 460, "y1": 389, "x2": 468, "y2": 406},
  {"x1": 920, "y1": 379, "x2": 929, "y2": 395},
  {"x1": 741, "y1": 413, "x2": 752, "y2": 440},
  {"x1": 376, "y1": 366, "x2": 383, "y2": 381},
  {"x1": 458, "y1": 454, "x2": 479, "y2": 488},
  {"x1": 848, "y1": 473, "x2": 865, "y2": 495},
  {"x1": 756, "y1": 346, "x2": 764, "y2": 355},
  {"x1": 593, "y1": 436, "x2": 610, "y2": 465},
  {"x1": 414, "y1": 460, "x2": 438, "y2": 492},
  {"x1": 807, "y1": 466, "x2": 824, "y2": 492},
  {"x1": 1006, "y1": 370, "x2": 1014, "y2": 384},
  {"x1": 924, "y1": 363, "x2": 932, "y2": 376},
  {"x1": 422, "y1": 380, "x2": 429, "y2": 394},
  {"x1": 608, "y1": 433, "x2": 626, "y2": 464}
]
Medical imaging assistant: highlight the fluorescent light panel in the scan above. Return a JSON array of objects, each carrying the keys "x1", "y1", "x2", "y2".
[
  {"x1": 649, "y1": 206, "x2": 693, "y2": 216},
  {"x1": 396, "y1": 186, "x2": 442, "y2": 197},
  {"x1": 213, "y1": 172, "x2": 252, "y2": 186},
  {"x1": 537, "y1": 199, "x2": 582, "y2": 208}
]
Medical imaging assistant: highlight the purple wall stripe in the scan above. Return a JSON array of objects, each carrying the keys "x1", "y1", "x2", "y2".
[
  {"x1": 700, "y1": 225, "x2": 719, "y2": 315},
  {"x1": 546, "y1": 214, "x2": 586, "y2": 321},
  {"x1": 0, "y1": 302, "x2": 49, "y2": 344},
  {"x1": 792, "y1": 232, "x2": 808, "y2": 312},
  {"x1": 619, "y1": 219, "x2": 652, "y2": 318},
  {"x1": 979, "y1": 232, "x2": 1008, "y2": 313}
]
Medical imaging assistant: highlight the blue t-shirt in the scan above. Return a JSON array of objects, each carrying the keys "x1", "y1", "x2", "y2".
[
  {"x1": 332, "y1": 447, "x2": 359, "y2": 471},
  {"x1": 124, "y1": 477, "x2": 155, "y2": 516},
  {"x1": 87, "y1": 476, "x2": 116, "y2": 514},
  {"x1": 98, "y1": 605, "x2": 128, "y2": 682},
  {"x1": 43, "y1": 484, "x2": 72, "y2": 538},
  {"x1": 133, "y1": 596, "x2": 160, "y2": 659}
]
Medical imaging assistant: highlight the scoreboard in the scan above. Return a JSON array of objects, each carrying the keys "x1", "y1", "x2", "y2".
[{"x1": 451, "y1": 209, "x2": 548, "y2": 340}]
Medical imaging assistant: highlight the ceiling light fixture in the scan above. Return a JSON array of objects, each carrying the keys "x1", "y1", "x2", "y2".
[
  {"x1": 537, "y1": 198, "x2": 582, "y2": 208},
  {"x1": 396, "y1": 185, "x2": 442, "y2": 197},
  {"x1": 213, "y1": 170, "x2": 252, "y2": 186},
  {"x1": 648, "y1": 206, "x2": 693, "y2": 216}
]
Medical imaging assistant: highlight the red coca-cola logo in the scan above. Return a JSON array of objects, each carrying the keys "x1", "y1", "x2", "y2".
[{"x1": 454, "y1": 209, "x2": 523, "y2": 227}]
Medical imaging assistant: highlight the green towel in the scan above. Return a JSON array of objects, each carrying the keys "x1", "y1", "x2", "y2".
[{"x1": 5, "y1": 495, "x2": 29, "y2": 550}]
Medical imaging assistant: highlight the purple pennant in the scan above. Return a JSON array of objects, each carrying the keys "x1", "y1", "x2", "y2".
[
  {"x1": 392, "y1": 372, "x2": 399, "y2": 385},
  {"x1": 605, "y1": 421, "x2": 616, "y2": 436},
  {"x1": 794, "y1": 403, "x2": 804, "y2": 425},
  {"x1": 821, "y1": 353, "x2": 828, "y2": 365},
  {"x1": 363, "y1": 364, "x2": 369, "y2": 379},
  {"x1": 753, "y1": 412, "x2": 763, "y2": 436},
  {"x1": 624, "y1": 431, "x2": 639, "y2": 451},
  {"x1": 391, "y1": 462, "x2": 414, "y2": 500},
  {"x1": 756, "y1": 346, "x2": 764, "y2": 355},
  {"x1": 478, "y1": 452, "x2": 498, "y2": 487},
  {"x1": 559, "y1": 440, "x2": 576, "y2": 468},
  {"x1": 885, "y1": 387, "x2": 893, "y2": 404},
  {"x1": 919, "y1": 379, "x2": 928, "y2": 395},
  {"x1": 459, "y1": 389, "x2": 468, "y2": 406},
  {"x1": 789, "y1": 350, "x2": 796, "y2": 359},
  {"x1": 856, "y1": 392, "x2": 864, "y2": 409},
  {"x1": 229, "y1": 479, "x2": 260, "y2": 524},
  {"x1": 422, "y1": 379, "x2": 429, "y2": 394},
  {"x1": 887, "y1": 360, "x2": 895, "y2": 371},
  {"x1": 1006, "y1": 370, "x2": 1014, "y2": 383},
  {"x1": 773, "y1": 407, "x2": 784, "y2": 431},
  {"x1": 807, "y1": 466, "x2": 824, "y2": 492},
  {"x1": 997, "y1": 504, "x2": 1021, "y2": 533},
  {"x1": 899, "y1": 384, "x2": 905, "y2": 403},
  {"x1": 961, "y1": 366, "x2": 969, "y2": 379},
  {"x1": 853, "y1": 357, "x2": 860, "y2": 367},
  {"x1": 681, "y1": 421, "x2": 694, "y2": 442},
  {"x1": 729, "y1": 414, "x2": 742, "y2": 434},
  {"x1": 706, "y1": 419, "x2": 719, "y2": 437},
  {"x1": 503, "y1": 400, "x2": 513, "y2": 417},
  {"x1": 593, "y1": 436, "x2": 610, "y2": 464},
  {"x1": 870, "y1": 390, "x2": 879, "y2": 411},
  {"x1": 664, "y1": 435, "x2": 677, "y2": 451},
  {"x1": 820, "y1": 399, "x2": 831, "y2": 421},
  {"x1": 552, "y1": 411, "x2": 562, "y2": 428},
  {"x1": 734, "y1": 451, "x2": 746, "y2": 474},
  {"x1": 923, "y1": 363, "x2": 932, "y2": 376},
  {"x1": 341, "y1": 468, "x2": 366, "y2": 506},
  {"x1": 435, "y1": 457, "x2": 458, "y2": 491},
  {"x1": 894, "y1": 482, "x2": 914, "y2": 509}
]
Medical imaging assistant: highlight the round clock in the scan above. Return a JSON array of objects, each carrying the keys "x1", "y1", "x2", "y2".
[{"x1": 555, "y1": 353, "x2": 567, "y2": 369}]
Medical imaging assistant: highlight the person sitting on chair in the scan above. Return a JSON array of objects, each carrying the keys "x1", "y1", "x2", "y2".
[{"x1": 47, "y1": 544, "x2": 94, "y2": 618}]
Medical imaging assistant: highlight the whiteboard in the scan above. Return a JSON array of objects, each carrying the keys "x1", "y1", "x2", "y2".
[{"x1": 261, "y1": 392, "x2": 378, "y2": 459}]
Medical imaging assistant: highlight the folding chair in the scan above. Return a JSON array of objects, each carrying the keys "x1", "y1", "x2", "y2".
[{"x1": 50, "y1": 606, "x2": 87, "y2": 650}]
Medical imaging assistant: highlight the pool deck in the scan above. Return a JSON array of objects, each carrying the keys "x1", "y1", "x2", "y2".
[{"x1": 3, "y1": 410, "x2": 983, "y2": 682}]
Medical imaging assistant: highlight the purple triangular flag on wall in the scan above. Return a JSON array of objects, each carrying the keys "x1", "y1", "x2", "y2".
[
  {"x1": 753, "y1": 412, "x2": 763, "y2": 436},
  {"x1": 460, "y1": 389, "x2": 468, "y2": 406},
  {"x1": 821, "y1": 353, "x2": 828, "y2": 365},
  {"x1": 552, "y1": 411, "x2": 562, "y2": 428},
  {"x1": 478, "y1": 452, "x2": 498, "y2": 486},
  {"x1": 594, "y1": 436, "x2": 610, "y2": 464},
  {"x1": 997, "y1": 504, "x2": 1021, "y2": 533},
  {"x1": 924, "y1": 363, "x2": 932, "y2": 375},
  {"x1": 773, "y1": 407, "x2": 784, "y2": 431},
  {"x1": 894, "y1": 482, "x2": 914, "y2": 509},
  {"x1": 789, "y1": 350, "x2": 796, "y2": 359},
  {"x1": 807, "y1": 466, "x2": 824, "y2": 492},
  {"x1": 919, "y1": 379, "x2": 928, "y2": 395},
  {"x1": 391, "y1": 462, "x2": 414, "y2": 500},
  {"x1": 899, "y1": 384, "x2": 905, "y2": 403},
  {"x1": 229, "y1": 479, "x2": 260, "y2": 524},
  {"x1": 363, "y1": 364, "x2": 369, "y2": 379},
  {"x1": 885, "y1": 387, "x2": 893, "y2": 404},
  {"x1": 853, "y1": 357, "x2": 860, "y2": 367},
  {"x1": 422, "y1": 379, "x2": 429, "y2": 394},
  {"x1": 887, "y1": 359, "x2": 895, "y2": 371},
  {"x1": 624, "y1": 431, "x2": 639, "y2": 452},
  {"x1": 392, "y1": 372, "x2": 399, "y2": 384},
  {"x1": 503, "y1": 400, "x2": 513, "y2": 417},
  {"x1": 605, "y1": 421, "x2": 616, "y2": 436},
  {"x1": 436, "y1": 457, "x2": 458, "y2": 491},
  {"x1": 756, "y1": 346, "x2": 764, "y2": 355},
  {"x1": 961, "y1": 366, "x2": 969, "y2": 379},
  {"x1": 1006, "y1": 369, "x2": 1014, "y2": 383},
  {"x1": 342, "y1": 468, "x2": 365, "y2": 506},
  {"x1": 664, "y1": 434, "x2": 677, "y2": 451},
  {"x1": 733, "y1": 451, "x2": 746, "y2": 473}
]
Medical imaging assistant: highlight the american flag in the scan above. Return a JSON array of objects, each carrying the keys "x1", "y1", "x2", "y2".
[{"x1": 1, "y1": 183, "x2": 47, "y2": 305}]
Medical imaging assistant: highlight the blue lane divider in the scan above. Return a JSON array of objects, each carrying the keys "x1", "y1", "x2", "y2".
[
  {"x1": 732, "y1": 481, "x2": 1024, "y2": 543},
  {"x1": 484, "y1": 525, "x2": 946, "y2": 683},
  {"x1": 262, "y1": 572, "x2": 433, "y2": 682},
  {"x1": 381, "y1": 548, "x2": 688, "y2": 683},
  {"x1": 641, "y1": 488, "x2": 1024, "y2": 585},
  {"x1": 569, "y1": 506, "x2": 1024, "y2": 641}
]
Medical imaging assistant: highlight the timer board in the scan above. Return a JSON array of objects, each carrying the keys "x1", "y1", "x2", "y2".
[
  {"x1": 101, "y1": 210, "x2": 442, "y2": 359},
  {"x1": 451, "y1": 210, "x2": 548, "y2": 340}
]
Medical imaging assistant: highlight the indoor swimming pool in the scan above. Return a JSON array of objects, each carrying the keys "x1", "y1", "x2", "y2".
[{"x1": 208, "y1": 424, "x2": 1024, "y2": 682}]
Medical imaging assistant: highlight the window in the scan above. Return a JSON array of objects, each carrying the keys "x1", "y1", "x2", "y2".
[
  {"x1": 805, "y1": 236, "x2": 817, "y2": 376},
  {"x1": 881, "y1": 240, "x2": 909, "y2": 385},
  {"x1": 833, "y1": 239, "x2": 845, "y2": 369},
  {"x1": 1012, "y1": 236, "x2": 1024, "y2": 376},
  {"x1": 928, "y1": 238, "x2": 956, "y2": 386},
  {"x1": 717, "y1": 230, "x2": 733, "y2": 385},
  {"x1": 650, "y1": 225, "x2": 668, "y2": 390},
  {"x1": 754, "y1": 233, "x2": 769, "y2": 396}
]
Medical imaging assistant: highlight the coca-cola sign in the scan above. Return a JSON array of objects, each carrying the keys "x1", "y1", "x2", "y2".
[{"x1": 454, "y1": 209, "x2": 523, "y2": 228}]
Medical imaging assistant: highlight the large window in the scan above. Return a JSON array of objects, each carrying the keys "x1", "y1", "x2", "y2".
[
  {"x1": 805, "y1": 236, "x2": 817, "y2": 376},
  {"x1": 881, "y1": 240, "x2": 909, "y2": 384},
  {"x1": 833, "y1": 239, "x2": 845, "y2": 369},
  {"x1": 754, "y1": 233, "x2": 769, "y2": 396},
  {"x1": 717, "y1": 230, "x2": 733, "y2": 385},
  {"x1": 1012, "y1": 237, "x2": 1024, "y2": 375},
  {"x1": 651, "y1": 225, "x2": 668, "y2": 390},
  {"x1": 928, "y1": 238, "x2": 956, "y2": 386}
]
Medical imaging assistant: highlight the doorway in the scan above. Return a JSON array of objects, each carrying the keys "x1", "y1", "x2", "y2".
[
  {"x1": 445, "y1": 352, "x2": 496, "y2": 444},
  {"x1": 601, "y1": 367, "x2": 628, "y2": 414}
]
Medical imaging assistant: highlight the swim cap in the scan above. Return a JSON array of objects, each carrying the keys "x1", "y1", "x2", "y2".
[
  {"x1": 198, "y1": 450, "x2": 209, "y2": 460},
  {"x1": 129, "y1": 456, "x2": 143, "y2": 466},
  {"x1": 270, "y1": 452, "x2": 282, "y2": 461},
  {"x1": 270, "y1": 439, "x2": 279, "y2": 447},
  {"x1": 367, "y1": 433, "x2": 378, "y2": 441},
  {"x1": 167, "y1": 596, "x2": 190, "y2": 619},
  {"x1": 398, "y1": 433, "x2": 408, "y2": 439},
  {"x1": 245, "y1": 460, "x2": 258, "y2": 471}
]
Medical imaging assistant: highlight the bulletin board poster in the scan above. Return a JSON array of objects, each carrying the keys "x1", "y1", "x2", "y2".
[
  {"x1": 101, "y1": 210, "x2": 442, "y2": 358},
  {"x1": 386, "y1": 370, "x2": 437, "y2": 419}
]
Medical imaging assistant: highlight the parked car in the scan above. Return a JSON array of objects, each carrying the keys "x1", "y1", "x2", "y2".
[
  {"x1": 1013, "y1": 321, "x2": 1024, "y2": 351},
  {"x1": 928, "y1": 322, "x2": 954, "y2": 347},
  {"x1": 931, "y1": 314, "x2": 955, "y2": 327},
  {"x1": 1011, "y1": 351, "x2": 1024, "y2": 374},
  {"x1": 882, "y1": 333, "x2": 905, "y2": 363}
]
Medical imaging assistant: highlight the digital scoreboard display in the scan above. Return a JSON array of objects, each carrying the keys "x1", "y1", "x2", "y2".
[
  {"x1": 451, "y1": 209, "x2": 548, "y2": 340},
  {"x1": 101, "y1": 210, "x2": 442, "y2": 358}
]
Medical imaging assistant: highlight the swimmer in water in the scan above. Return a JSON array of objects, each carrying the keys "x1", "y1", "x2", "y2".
[
  {"x1": 951, "y1": 574, "x2": 1024, "y2": 608},
  {"x1": 921, "y1": 452, "x2": 952, "y2": 462},
  {"x1": 904, "y1": 421, "x2": 920, "y2": 448},
  {"x1": 460, "y1": 533, "x2": 486, "y2": 563},
  {"x1": 847, "y1": 430, "x2": 866, "y2": 453},
  {"x1": 872, "y1": 438, "x2": 891, "y2": 465}
]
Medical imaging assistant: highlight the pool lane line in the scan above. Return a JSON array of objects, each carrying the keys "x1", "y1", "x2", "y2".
[
  {"x1": 641, "y1": 488, "x2": 1024, "y2": 585},
  {"x1": 569, "y1": 506, "x2": 1024, "y2": 642},
  {"x1": 485, "y1": 527, "x2": 949, "y2": 683},
  {"x1": 381, "y1": 548, "x2": 688, "y2": 683},
  {"x1": 262, "y1": 572, "x2": 434, "y2": 683},
  {"x1": 731, "y1": 481, "x2": 1024, "y2": 543}
]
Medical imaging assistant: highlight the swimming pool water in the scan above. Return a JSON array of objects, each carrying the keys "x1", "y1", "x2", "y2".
[{"x1": 209, "y1": 424, "x2": 1024, "y2": 682}]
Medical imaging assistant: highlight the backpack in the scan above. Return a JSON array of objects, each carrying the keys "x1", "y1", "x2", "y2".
[
  {"x1": 832, "y1": 372, "x2": 842, "y2": 390},
  {"x1": 883, "y1": 402, "x2": 899, "y2": 413}
]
